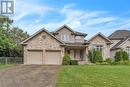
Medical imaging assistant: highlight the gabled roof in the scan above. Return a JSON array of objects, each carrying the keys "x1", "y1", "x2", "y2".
[
  {"x1": 55, "y1": 24, "x2": 75, "y2": 33},
  {"x1": 111, "y1": 35, "x2": 130, "y2": 50},
  {"x1": 108, "y1": 30, "x2": 130, "y2": 40},
  {"x1": 109, "y1": 30, "x2": 130, "y2": 50},
  {"x1": 52, "y1": 24, "x2": 87, "y2": 37},
  {"x1": 20, "y1": 28, "x2": 65, "y2": 45},
  {"x1": 73, "y1": 31, "x2": 87, "y2": 36},
  {"x1": 88, "y1": 32, "x2": 112, "y2": 43}
]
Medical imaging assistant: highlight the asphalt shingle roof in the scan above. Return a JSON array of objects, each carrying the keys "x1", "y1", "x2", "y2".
[
  {"x1": 110, "y1": 30, "x2": 130, "y2": 50},
  {"x1": 109, "y1": 30, "x2": 130, "y2": 39},
  {"x1": 51, "y1": 30, "x2": 87, "y2": 36}
]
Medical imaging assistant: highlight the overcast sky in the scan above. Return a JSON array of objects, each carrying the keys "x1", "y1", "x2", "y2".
[{"x1": 11, "y1": 0, "x2": 130, "y2": 39}]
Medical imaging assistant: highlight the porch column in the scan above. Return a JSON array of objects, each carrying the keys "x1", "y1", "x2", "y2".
[
  {"x1": 84, "y1": 47, "x2": 89, "y2": 62},
  {"x1": 70, "y1": 50, "x2": 74, "y2": 60}
]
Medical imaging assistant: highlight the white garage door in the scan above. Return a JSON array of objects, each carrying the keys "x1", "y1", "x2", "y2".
[
  {"x1": 45, "y1": 51, "x2": 61, "y2": 65},
  {"x1": 28, "y1": 50, "x2": 43, "y2": 64}
]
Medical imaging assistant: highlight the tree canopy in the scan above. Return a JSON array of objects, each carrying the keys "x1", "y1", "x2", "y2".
[{"x1": 0, "y1": 15, "x2": 29, "y2": 57}]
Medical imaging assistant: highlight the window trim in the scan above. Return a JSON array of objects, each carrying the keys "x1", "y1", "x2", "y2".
[
  {"x1": 61, "y1": 33, "x2": 69, "y2": 41},
  {"x1": 92, "y1": 44, "x2": 103, "y2": 52}
]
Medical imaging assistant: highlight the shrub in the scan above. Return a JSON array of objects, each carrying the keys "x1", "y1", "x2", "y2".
[
  {"x1": 70, "y1": 60, "x2": 78, "y2": 65},
  {"x1": 105, "y1": 58, "x2": 113, "y2": 64},
  {"x1": 96, "y1": 61, "x2": 109, "y2": 65},
  {"x1": 117, "y1": 60, "x2": 130, "y2": 65},
  {"x1": 115, "y1": 51, "x2": 122, "y2": 62},
  {"x1": 62, "y1": 53, "x2": 71, "y2": 65},
  {"x1": 110, "y1": 61, "x2": 118, "y2": 65},
  {"x1": 94, "y1": 50, "x2": 103, "y2": 63},
  {"x1": 115, "y1": 50, "x2": 129, "y2": 62},
  {"x1": 88, "y1": 50, "x2": 103, "y2": 63},
  {"x1": 88, "y1": 50, "x2": 94, "y2": 63},
  {"x1": 122, "y1": 51, "x2": 129, "y2": 61}
]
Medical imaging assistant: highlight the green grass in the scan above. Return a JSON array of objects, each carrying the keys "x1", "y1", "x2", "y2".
[
  {"x1": 0, "y1": 64, "x2": 14, "y2": 70},
  {"x1": 56, "y1": 65, "x2": 130, "y2": 87}
]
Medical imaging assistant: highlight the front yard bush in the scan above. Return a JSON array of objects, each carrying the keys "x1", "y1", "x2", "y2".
[
  {"x1": 88, "y1": 50, "x2": 93, "y2": 62},
  {"x1": 122, "y1": 51, "x2": 129, "y2": 61},
  {"x1": 88, "y1": 50, "x2": 103, "y2": 63},
  {"x1": 115, "y1": 50, "x2": 129, "y2": 62},
  {"x1": 94, "y1": 50, "x2": 103, "y2": 62},
  {"x1": 70, "y1": 60, "x2": 78, "y2": 65},
  {"x1": 62, "y1": 53, "x2": 71, "y2": 65},
  {"x1": 105, "y1": 58, "x2": 114, "y2": 65}
]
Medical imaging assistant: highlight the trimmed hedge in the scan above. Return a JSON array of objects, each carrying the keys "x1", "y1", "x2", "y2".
[
  {"x1": 70, "y1": 60, "x2": 78, "y2": 65},
  {"x1": 62, "y1": 53, "x2": 78, "y2": 65}
]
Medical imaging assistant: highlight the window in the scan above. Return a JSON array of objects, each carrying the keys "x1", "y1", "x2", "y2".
[
  {"x1": 61, "y1": 33, "x2": 69, "y2": 41},
  {"x1": 93, "y1": 45, "x2": 103, "y2": 52},
  {"x1": 125, "y1": 47, "x2": 130, "y2": 52},
  {"x1": 75, "y1": 36, "x2": 81, "y2": 40},
  {"x1": 125, "y1": 47, "x2": 130, "y2": 58},
  {"x1": 75, "y1": 36, "x2": 82, "y2": 42}
]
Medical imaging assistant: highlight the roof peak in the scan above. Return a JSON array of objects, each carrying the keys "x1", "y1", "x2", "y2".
[
  {"x1": 88, "y1": 32, "x2": 111, "y2": 43},
  {"x1": 53, "y1": 24, "x2": 87, "y2": 37}
]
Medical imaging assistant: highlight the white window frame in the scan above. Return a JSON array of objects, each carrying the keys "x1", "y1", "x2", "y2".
[
  {"x1": 61, "y1": 33, "x2": 69, "y2": 41},
  {"x1": 125, "y1": 47, "x2": 130, "y2": 59},
  {"x1": 75, "y1": 36, "x2": 81, "y2": 40},
  {"x1": 92, "y1": 44, "x2": 103, "y2": 52}
]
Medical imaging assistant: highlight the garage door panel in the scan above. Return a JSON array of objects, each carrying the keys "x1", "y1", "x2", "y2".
[
  {"x1": 28, "y1": 50, "x2": 43, "y2": 64},
  {"x1": 45, "y1": 51, "x2": 61, "y2": 65}
]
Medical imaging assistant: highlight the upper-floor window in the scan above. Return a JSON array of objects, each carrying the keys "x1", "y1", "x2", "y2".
[
  {"x1": 61, "y1": 33, "x2": 69, "y2": 41},
  {"x1": 75, "y1": 36, "x2": 81, "y2": 40},
  {"x1": 75, "y1": 36, "x2": 82, "y2": 42},
  {"x1": 93, "y1": 44, "x2": 103, "y2": 52}
]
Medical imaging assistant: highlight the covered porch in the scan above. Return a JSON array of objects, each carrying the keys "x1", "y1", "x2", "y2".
[{"x1": 65, "y1": 44, "x2": 87, "y2": 61}]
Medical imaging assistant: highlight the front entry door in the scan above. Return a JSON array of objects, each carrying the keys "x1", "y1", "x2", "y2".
[{"x1": 75, "y1": 50, "x2": 81, "y2": 60}]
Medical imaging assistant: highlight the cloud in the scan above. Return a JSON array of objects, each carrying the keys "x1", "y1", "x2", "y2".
[
  {"x1": 12, "y1": 2, "x2": 130, "y2": 39},
  {"x1": 13, "y1": 0, "x2": 54, "y2": 21},
  {"x1": 58, "y1": 4, "x2": 130, "y2": 38}
]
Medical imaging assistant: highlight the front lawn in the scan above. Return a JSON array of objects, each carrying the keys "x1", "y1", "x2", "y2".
[
  {"x1": 0, "y1": 64, "x2": 14, "y2": 70},
  {"x1": 56, "y1": 65, "x2": 130, "y2": 87}
]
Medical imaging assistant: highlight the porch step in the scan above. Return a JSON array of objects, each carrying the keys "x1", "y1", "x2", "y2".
[{"x1": 78, "y1": 61, "x2": 88, "y2": 65}]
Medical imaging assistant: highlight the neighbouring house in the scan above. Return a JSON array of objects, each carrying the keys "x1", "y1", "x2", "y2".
[
  {"x1": 21, "y1": 25, "x2": 129, "y2": 65},
  {"x1": 108, "y1": 30, "x2": 130, "y2": 59}
]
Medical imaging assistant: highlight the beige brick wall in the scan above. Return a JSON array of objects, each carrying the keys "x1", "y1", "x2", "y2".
[
  {"x1": 88, "y1": 35, "x2": 110, "y2": 60},
  {"x1": 26, "y1": 32, "x2": 62, "y2": 50},
  {"x1": 55, "y1": 27, "x2": 84, "y2": 43},
  {"x1": 23, "y1": 31, "x2": 64, "y2": 64}
]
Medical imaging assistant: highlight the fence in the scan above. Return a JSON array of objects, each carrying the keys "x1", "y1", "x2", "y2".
[{"x1": 0, "y1": 57, "x2": 23, "y2": 64}]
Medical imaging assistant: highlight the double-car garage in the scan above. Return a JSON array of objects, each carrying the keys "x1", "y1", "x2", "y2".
[
  {"x1": 21, "y1": 29, "x2": 64, "y2": 65},
  {"x1": 27, "y1": 50, "x2": 62, "y2": 65}
]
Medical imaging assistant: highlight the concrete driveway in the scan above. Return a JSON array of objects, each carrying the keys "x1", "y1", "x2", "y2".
[{"x1": 0, "y1": 65, "x2": 60, "y2": 87}]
